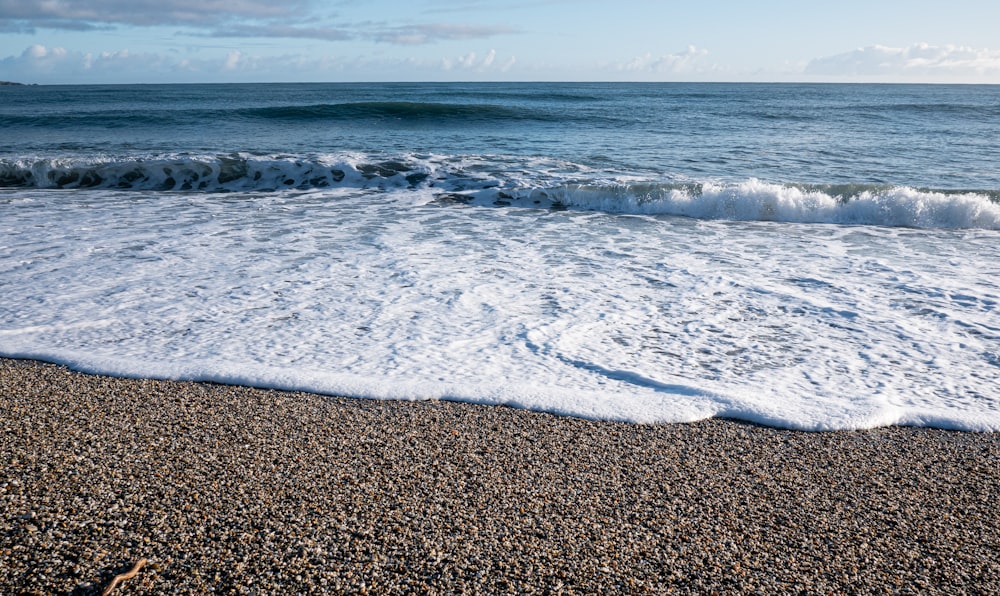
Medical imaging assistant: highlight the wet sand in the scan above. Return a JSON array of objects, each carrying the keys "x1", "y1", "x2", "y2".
[{"x1": 2, "y1": 357, "x2": 998, "y2": 594}]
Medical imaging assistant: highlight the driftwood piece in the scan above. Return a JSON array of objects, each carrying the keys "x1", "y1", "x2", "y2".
[{"x1": 101, "y1": 558, "x2": 147, "y2": 596}]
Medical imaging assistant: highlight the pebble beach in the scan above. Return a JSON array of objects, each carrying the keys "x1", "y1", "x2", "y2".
[{"x1": 2, "y1": 357, "x2": 999, "y2": 594}]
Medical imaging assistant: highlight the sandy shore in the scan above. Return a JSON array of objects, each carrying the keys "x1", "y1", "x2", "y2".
[{"x1": 2, "y1": 357, "x2": 999, "y2": 594}]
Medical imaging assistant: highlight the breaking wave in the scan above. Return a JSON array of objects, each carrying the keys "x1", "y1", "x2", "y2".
[
  {"x1": 2, "y1": 153, "x2": 999, "y2": 230},
  {"x1": 534, "y1": 180, "x2": 1000, "y2": 230}
]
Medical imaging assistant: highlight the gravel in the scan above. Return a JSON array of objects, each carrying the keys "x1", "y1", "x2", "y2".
[{"x1": 2, "y1": 357, "x2": 999, "y2": 594}]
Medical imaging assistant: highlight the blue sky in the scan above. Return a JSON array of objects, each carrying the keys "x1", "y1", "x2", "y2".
[{"x1": 2, "y1": 0, "x2": 1000, "y2": 84}]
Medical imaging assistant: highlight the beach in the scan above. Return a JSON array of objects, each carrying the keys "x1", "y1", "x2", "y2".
[{"x1": 2, "y1": 357, "x2": 998, "y2": 594}]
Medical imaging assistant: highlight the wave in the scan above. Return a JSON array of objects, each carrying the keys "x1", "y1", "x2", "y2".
[
  {"x1": 877, "y1": 103, "x2": 1000, "y2": 118},
  {"x1": 237, "y1": 101, "x2": 567, "y2": 123},
  {"x1": 526, "y1": 180, "x2": 1000, "y2": 229},
  {"x1": 0, "y1": 109, "x2": 204, "y2": 128},
  {"x1": 2, "y1": 153, "x2": 999, "y2": 230},
  {"x1": 0, "y1": 154, "x2": 434, "y2": 192},
  {"x1": 0, "y1": 101, "x2": 570, "y2": 130},
  {"x1": 425, "y1": 89, "x2": 608, "y2": 103}
]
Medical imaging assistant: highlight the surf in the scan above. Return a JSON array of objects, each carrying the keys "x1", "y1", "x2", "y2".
[{"x1": 3, "y1": 153, "x2": 999, "y2": 230}]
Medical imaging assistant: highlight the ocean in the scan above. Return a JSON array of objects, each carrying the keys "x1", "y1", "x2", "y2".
[{"x1": 2, "y1": 82, "x2": 999, "y2": 430}]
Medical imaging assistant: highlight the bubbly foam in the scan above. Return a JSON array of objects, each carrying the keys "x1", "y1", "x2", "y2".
[
  {"x1": 2, "y1": 186, "x2": 998, "y2": 430},
  {"x1": 532, "y1": 179, "x2": 1000, "y2": 229}
]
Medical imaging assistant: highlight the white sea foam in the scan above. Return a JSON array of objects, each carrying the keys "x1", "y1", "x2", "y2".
[
  {"x1": 2, "y1": 186, "x2": 999, "y2": 430},
  {"x1": 516, "y1": 179, "x2": 1000, "y2": 229},
  {"x1": 3, "y1": 153, "x2": 999, "y2": 230}
]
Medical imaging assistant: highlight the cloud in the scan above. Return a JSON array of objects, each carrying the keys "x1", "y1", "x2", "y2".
[
  {"x1": 441, "y1": 49, "x2": 515, "y2": 72},
  {"x1": 805, "y1": 43, "x2": 1000, "y2": 82},
  {"x1": 2, "y1": 2, "x2": 514, "y2": 48},
  {"x1": 0, "y1": 0, "x2": 301, "y2": 28},
  {"x1": 373, "y1": 23, "x2": 517, "y2": 45},
  {"x1": 206, "y1": 21, "x2": 514, "y2": 45},
  {"x1": 420, "y1": 0, "x2": 578, "y2": 14},
  {"x1": 207, "y1": 21, "x2": 514, "y2": 45},
  {"x1": 0, "y1": 43, "x2": 313, "y2": 83},
  {"x1": 0, "y1": 44, "x2": 185, "y2": 82},
  {"x1": 622, "y1": 45, "x2": 709, "y2": 73},
  {"x1": 0, "y1": 19, "x2": 102, "y2": 33},
  {"x1": 209, "y1": 24, "x2": 353, "y2": 42},
  {"x1": 0, "y1": 0, "x2": 517, "y2": 45},
  {"x1": 0, "y1": 43, "x2": 518, "y2": 83},
  {"x1": 223, "y1": 50, "x2": 243, "y2": 71}
]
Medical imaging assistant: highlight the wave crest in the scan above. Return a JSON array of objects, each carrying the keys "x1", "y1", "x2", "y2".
[
  {"x1": 0, "y1": 154, "x2": 431, "y2": 192},
  {"x1": 2, "y1": 154, "x2": 998, "y2": 230},
  {"x1": 522, "y1": 179, "x2": 1000, "y2": 229}
]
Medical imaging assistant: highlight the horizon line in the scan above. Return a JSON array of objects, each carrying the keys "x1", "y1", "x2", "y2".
[{"x1": 5, "y1": 79, "x2": 1000, "y2": 87}]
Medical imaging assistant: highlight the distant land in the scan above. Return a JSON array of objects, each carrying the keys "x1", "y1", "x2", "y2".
[{"x1": 1, "y1": 81, "x2": 27, "y2": 86}]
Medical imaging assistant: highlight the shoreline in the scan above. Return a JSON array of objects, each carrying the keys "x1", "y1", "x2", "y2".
[{"x1": 3, "y1": 357, "x2": 999, "y2": 593}]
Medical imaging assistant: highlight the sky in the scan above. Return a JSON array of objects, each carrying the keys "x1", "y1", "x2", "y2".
[{"x1": 2, "y1": 0, "x2": 1000, "y2": 84}]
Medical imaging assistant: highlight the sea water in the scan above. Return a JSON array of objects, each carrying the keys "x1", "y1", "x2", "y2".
[{"x1": 2, "y1": 82, "x2": 999, "y2": 430}]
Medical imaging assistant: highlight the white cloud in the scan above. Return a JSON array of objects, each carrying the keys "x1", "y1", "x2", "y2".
[
  {"x1": 4, "y1": 44, "x2": 71, "y2": 74},
  {"x1": 27, "y1": 44, "x2": 54, "y2": 59},
  {"x1": 622, "y1": 45, "x2": 709, "y2": 74},
  {"x1": 805, "y1": 43, "x2": 1000, "y2": 82},
  {"x1": 1, "y1": 43, "x2": 518, "y2": 83},
  {"x1": 0, "y1": 44, "x2": 222, "y2": 82},
  {"x1": 441, "y1": 48, "x2": 514, "y2": 73},
  {"x1": 223, "y1": 50, "x2": 243, "y2": 71}
]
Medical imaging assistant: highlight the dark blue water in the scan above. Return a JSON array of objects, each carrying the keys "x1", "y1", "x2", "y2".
[{"x1": 3, "y1": 82, "x2": 1000, "y2": 191}]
